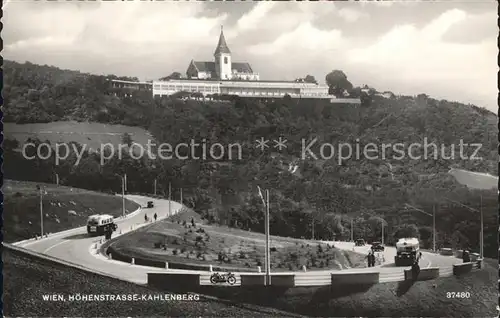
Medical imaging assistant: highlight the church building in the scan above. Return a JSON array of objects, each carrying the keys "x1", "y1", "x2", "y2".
[
  {"x1": 146, "y1": 26, "x2": 360, "y2": 103},
  {"x1": 186, "y1": 26, "x2": 260, "y2": 81}
]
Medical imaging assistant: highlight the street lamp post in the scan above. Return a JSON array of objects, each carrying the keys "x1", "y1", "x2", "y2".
[
  {"x1": 257, "y1": 186, "x2": 271, "y2": 286},
  {"x1": 154, "y1": 179, "x2": 157, "y2": 196},
  {"x1": 114, "y1": 174, "x2": 126, "y2": 217},
  {"x1": 168, "y1": 182, "x2": 172, "y2": 216},
  {"x1": 36, "y1": 185, "x2": 44, "y2": 237}
]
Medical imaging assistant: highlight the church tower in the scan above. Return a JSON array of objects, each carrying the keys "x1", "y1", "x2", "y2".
[{"x1": 214, "y1": 26, "x2": 232, "y2": 80}]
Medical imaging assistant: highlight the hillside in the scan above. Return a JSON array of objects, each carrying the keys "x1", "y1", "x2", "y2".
[
  {"x1": 3, "y1": 180, "x2": 140, "y2": 243},
  {"x1": 4, "y1": 60, "x2": 498, "y2": 258}
]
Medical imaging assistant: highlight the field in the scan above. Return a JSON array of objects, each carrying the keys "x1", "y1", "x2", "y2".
[
  {"x1": 108, "y1": 210, "x2": 367, "y2": 272},
  {"x1": 3, "y1": 247, "x2": 304, "y2": 317},
  {"x1": 448, "y1": 168, "x2": 498, "y2": 190},
  {"x1": 3, "y1": 179, "x2": 140, "y2": 243},
  {"x1": 4, "y1": 121, "x2": 153, "y2": 151}
]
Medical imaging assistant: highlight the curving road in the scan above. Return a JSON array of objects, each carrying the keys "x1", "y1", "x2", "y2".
[{"x1": 17, "y1": 195, "x2": 462, "y2": 286}]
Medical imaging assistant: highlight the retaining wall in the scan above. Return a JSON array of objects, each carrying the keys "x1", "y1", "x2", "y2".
[
  {"x1": 453, "y1": 262, "x2": 473, "y2": 275},
  {"x1": 331, "y1": 271, "x2": 379, "y2": 285},
  {"x1": 403, "y1": 267, "x2": 440, "y2": 281},
  {"x1": 147, "y1": 273, "x2": 201, "y2": 292}
]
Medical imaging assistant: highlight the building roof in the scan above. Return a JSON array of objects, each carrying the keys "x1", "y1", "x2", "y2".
[
  {"x1": 214, "y1": 26, "x2": 231, "y2": 55},
  {"x1": 192, "y1": 61, "x2": 216, "y2": 73},
  {"x1": 192, "y1": 61, "x2": 254, "y2": 74},
  {"x1": 232, "y1": 62, "x2": 253, "y2": 73}
]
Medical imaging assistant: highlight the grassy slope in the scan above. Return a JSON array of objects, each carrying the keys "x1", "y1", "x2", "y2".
[
  {"x1": 109, "y1": 210, "x2": 367, "y2": 272},
  {"x1": 3, "y1": 248, "x2": 304, "y2": 317},
  {"x1": 4, "y1": 121, "x2": 153, "y2": 151},
  {"x1": 3, "y1": 180, "x2": 140, "y2": 243}
]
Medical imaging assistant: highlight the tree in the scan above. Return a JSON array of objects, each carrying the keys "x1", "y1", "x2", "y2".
[
  {"x1": 393, "y1": 224, "x2": 420, "y2": 240},
  {"x1": 304, "y1": 75, "x2": 318, "y2": 84},
  {"x1": 160, "y1": 72, "x2": 182, "y2": 81},
  {"x1": 325, "y1": 70, "x2": 353, "y2": 97}
]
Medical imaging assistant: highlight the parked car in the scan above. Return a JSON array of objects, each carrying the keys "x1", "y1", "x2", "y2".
[
  {"x1": 147, "y1": 201, "x2": 154, "y2": 208},
  {"x1": 371, "y1": 242, "x2": 385, "y2": 252},
  {"x1": 355, "y1": 239, "x2": 366, "y2": 246}
]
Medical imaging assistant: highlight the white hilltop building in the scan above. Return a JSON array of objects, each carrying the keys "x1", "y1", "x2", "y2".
[{"x1": 112, "y1": 26, "x2": 360, "y2": 103}]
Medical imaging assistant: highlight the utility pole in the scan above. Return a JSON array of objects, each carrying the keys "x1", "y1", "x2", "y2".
[
  {"x1": 38, "y1": 185, "x2": 44, "y2": 237},
  {"x1": 55, "y1": 173, "x2": 59, "y2": 186},
  {"x1": 154, "y1": 179, "x2": 157, "y2": 196},
  {"x1": 124, "y1": 174, "x2": 127, "y2": 192},
  {"x1": 381, "y1": 216, "x2": 384, "y2": 246},
  {"x1": 480, "y1": 194, "x2": 483, "y2": 258},
  {"x1": 265, "y1": 189, "x2": 271, "y2": 286},
  {"x1": 180, "y1": 188, "x2": 183, "y2": 205},
  {"x1": 433, "y1": 204, "x2": 436, "y2": 252},
  {"x1": 350, "y1": 218, "x2": 354, "y2": 241},
  {"x1": 311, "y1": 214, "x2": 315, "y2": 240},
  {"x1": 121, "y1": 177, "x2": 125, "y2": 217},
  {"x1": 168, "y1": 182, "x2": 172, "y2": 216}
]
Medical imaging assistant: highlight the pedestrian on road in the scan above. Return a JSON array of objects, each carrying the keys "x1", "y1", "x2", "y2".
[
  {"x1": 370, "y1": 253, "x2": 376, "y2": 267},
  {"x1": 463, "y1": 249, "x2": 470, "y2": 263},
  {"x1": 411, "y1": 260, "x2": 420, "y2": 280},
  {"x1": 144, "y1": 214, "x2": 148, "y2": 223},
  {"x1": 366, "y1": 251, "x2": 373, "y2": 267},
  {"x1": 154, "y1": 213, "x2": 158, "y2": 222}
]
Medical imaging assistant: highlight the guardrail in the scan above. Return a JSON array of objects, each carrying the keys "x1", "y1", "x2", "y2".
[{"x1": 453, "y1": 261, "x2": 482, "y2": 275}]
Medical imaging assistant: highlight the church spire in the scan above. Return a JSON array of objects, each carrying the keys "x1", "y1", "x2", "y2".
[{"x1": 214, "y1": 25, "x2": 231, "y2": 55}]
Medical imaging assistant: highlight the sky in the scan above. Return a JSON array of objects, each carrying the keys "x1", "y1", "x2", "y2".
[{"x1": 3, "y1": 0, "x2": 497, "y2": 111}]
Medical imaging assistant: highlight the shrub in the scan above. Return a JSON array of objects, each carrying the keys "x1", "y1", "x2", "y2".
[
  {"x1": 270, "y1": 247, "x2": 277, "y2": 252},
  {"x1": 239, "y1": 251, "x2": 247, "y2": 259},
  {"x1": 196, "y1": 252, "x2": 203, "y2": 259},
  {"x1": 180, "y1": 247, "x2": 187, "y2": 253},
  {"x1": 256, "y1": 259, "x2": 263, "y2": 267},
  {"x1": 182, "y1": 220, "x2": 187, "y2": 226},
  {"x1": 196, "y1": 235, "x2": 203, "y2": 242},
  {"x1": 289, "y1": 252, "x2": 298, "y2": 261},
  {"x1": 317, "y1": 244, "x2": 323, "y2": 253},
  {"x1": 172, "y1": 249, "x2": 178, "y2": 255},
  {"x1": 288, "y1": 263, "x2": 294, "y2": 271},
  {"x1": 172, "y1": 238, "x2": 179, "y2": 245}
]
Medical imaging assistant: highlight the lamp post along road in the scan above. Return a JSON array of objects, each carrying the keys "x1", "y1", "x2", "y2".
[
  {"x1": 265, "y1": 189, "x2": 271, "y2": 286},
  {"x1": 257, "y1": 185, "x2": 271, "y2": 286},
  {"x1": 37, "y1": 185, "x2": 44, "y2": 237},
  {"x1": 168, "y1": 182, "x2": 172, "y2": 216},
  {"x1": 154, "y1": 179, "x2": 157, "y2": 196}
]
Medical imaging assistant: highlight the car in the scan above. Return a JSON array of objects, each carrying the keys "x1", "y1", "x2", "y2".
[
  {"x1": 355, "y1": 239, "x2": 366, "y2": 246},
  {"x1": 147, "y1": 201, "x2": 154, "y2": 208},
  {"x1": 371, "y1": 242, "x2": 385, "y2": 252}
]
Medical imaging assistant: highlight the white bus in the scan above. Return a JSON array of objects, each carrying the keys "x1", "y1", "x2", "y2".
[
  {"x1": 394, "y1": 237, "x2": 420, "y2": 266},
  {"x1": 87, "y1": 214, "x2": 117, "y2": 236}
]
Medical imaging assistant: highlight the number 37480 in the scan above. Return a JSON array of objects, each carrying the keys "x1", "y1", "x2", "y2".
[{"x1": 446, "y1": 292, "x2": 471, "y2": 299}]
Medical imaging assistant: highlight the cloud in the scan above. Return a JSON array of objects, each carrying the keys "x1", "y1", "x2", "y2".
[
  {"x1": 3, "y1": 2, "x2": 496, "y2": 111},
  {"x1": 337, "y1": 8, "x2": 369, "y2": 23}
]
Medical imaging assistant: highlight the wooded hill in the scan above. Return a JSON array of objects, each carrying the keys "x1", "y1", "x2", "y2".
[{"x1": 4, "y1": 60, "x2": 497, "y2": 257}]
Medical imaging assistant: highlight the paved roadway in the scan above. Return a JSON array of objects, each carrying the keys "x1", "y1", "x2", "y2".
[{"x1": 17, "y1": 196, "x2": 462, "y2": 286}]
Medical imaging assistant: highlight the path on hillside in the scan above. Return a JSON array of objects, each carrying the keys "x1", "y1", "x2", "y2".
[{"x1": 18, "y1": 195, "x2": 461, "y2": 285}]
